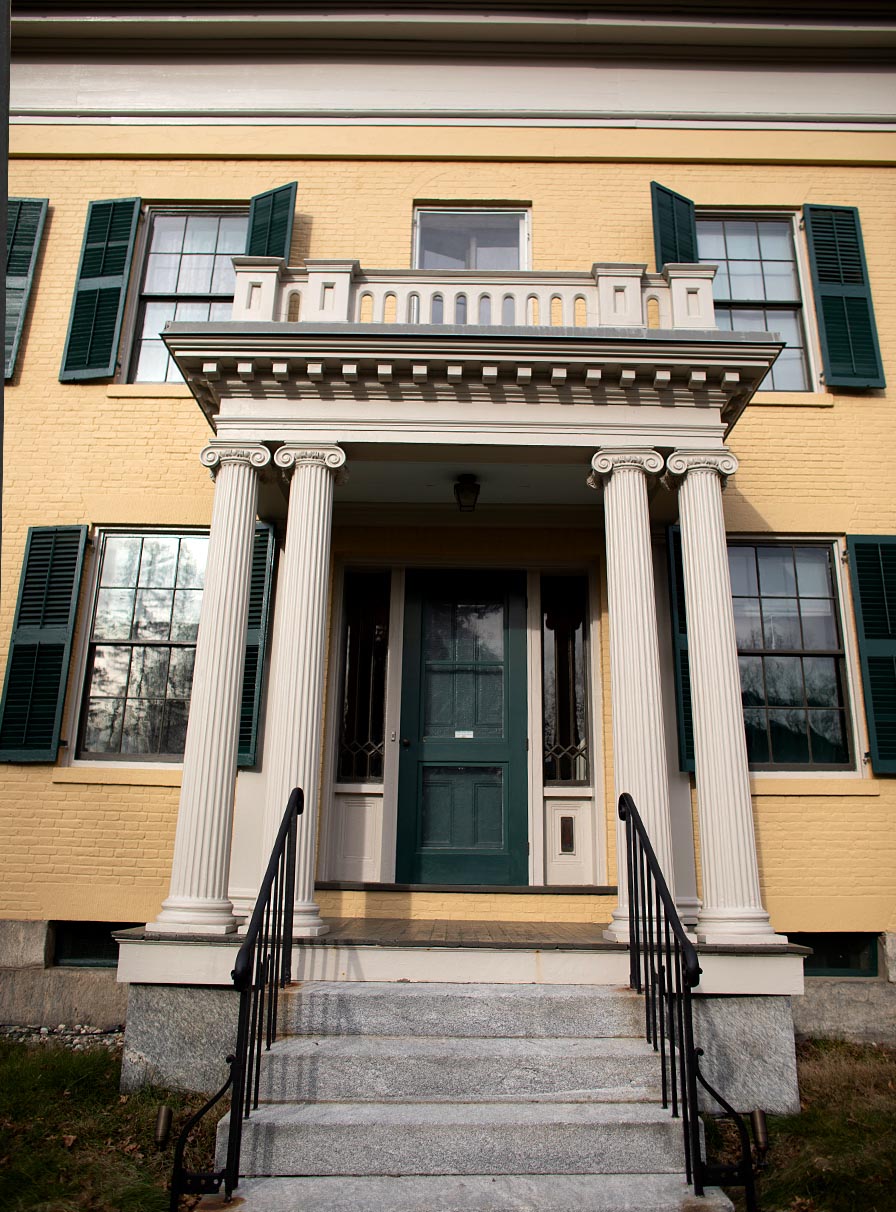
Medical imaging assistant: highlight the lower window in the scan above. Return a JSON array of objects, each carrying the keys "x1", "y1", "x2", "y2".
[
  {"x1": 730, "y1": 543, "x2": 850, "y2": 767},
  {"x1": 788, "y1": 933, "x2": 878, "y2": 977},
  {"x1": 52, "y1": 921, "x2": 138, "y2": 967},
  {"x1": 78, "y1": 531, "x2": 209, "y2": 759}
]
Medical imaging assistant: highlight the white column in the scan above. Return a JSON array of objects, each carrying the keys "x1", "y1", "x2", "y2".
[
  {"x1": 591, "y1": 449, "x2": 677, "y2": 943},
  {"x1": 666, "y1": 449, "x2": 783, "y2": 945},
  {"x1": 262, "y1": 444, "x2": 346, "y2": 937},
  {"x1": 149, "y1": 442, "x2": 271, "y2": 934}
]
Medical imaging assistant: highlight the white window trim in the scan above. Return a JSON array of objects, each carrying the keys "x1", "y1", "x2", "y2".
[
  {"x1": 695, "y1": 207, "x2": 822, "y2": 393},
  {"x1": 412, "y1": 205, "x2": 531, "y2": 271}
]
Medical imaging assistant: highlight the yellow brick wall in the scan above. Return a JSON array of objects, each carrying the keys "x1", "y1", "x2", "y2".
[{"x1": 4, "y1": 127, "x2": 896, "y2": 933}]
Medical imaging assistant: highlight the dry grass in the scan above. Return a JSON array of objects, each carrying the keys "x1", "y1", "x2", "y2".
[{"x1": 710, "y1": 1039, "x2": 896, "y2": 1212}]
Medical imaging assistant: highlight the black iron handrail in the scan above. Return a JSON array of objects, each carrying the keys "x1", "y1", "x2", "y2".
[
  {"x1": 170, "y1": 786, "x2": 303, "y2": 1210},
  {"x1": 619, "y1": 791, "x2": 760, "y2": 1211}
]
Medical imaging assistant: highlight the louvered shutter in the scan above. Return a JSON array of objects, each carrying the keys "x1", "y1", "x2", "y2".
[
  {"x1": 0, "y1": 527, "x2": 88, "y2": 762},
  {"x1": 651, "y1": 182, "x2": 698, "y2": 272},
  {"x1": 667, "y1": 526, "x2": 695, "y2": 773},
  {"x1": 847, "y1": 537, "x2": 896, "y2": 773},
  {"x1": 246, "y1": 183, "x2": 297, "y2": 259},
  {"x1": 6, "y1": 198, "x2": 49, "y2": 379},
  {"x1": 237, "y1": 523, "x2": 276, "y2": 767},
  {"x1": 804, "y1": 206, "x2": 884, "y2": 389},
  {"x1": 59, "y1": 198, "x2": 141, "y2": 381}
]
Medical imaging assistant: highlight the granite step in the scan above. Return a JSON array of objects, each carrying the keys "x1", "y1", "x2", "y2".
[
  {"x1": 282, "y1": 982, "x2": 643, "y2": 1039},
  {"x1": 201, "y1": 1173, "x2": 733, "y2": 1212},
  {"x1": 227, "y1": 1100, "x2": 686, "y2": 1177},
  {"x1": 256, "y1": 1034, "x2": 662, "y2": 1102}
]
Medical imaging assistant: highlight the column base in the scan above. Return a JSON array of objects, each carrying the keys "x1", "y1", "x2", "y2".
[
  {"x1": 147, "y1": 896, "x2": 238, "y2": 936},
  {"x1": 293, "y1": 902, "x2": 330, "y2": 938},
  {"x1": 696, "y1": 907, "x2": 788, "y2": 947},
  {"x1": 603, "y1": 906, "x2": 630, "y2": 944}
]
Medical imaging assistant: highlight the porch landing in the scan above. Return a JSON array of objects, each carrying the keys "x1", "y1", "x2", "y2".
[{"x1": 302, "y1": 917, "x2": 617, "y2": 950}]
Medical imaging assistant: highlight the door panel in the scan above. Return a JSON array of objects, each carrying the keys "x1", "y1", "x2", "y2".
[{"x1": 396, "y1": 571, "x2": 528, "y2": 885}]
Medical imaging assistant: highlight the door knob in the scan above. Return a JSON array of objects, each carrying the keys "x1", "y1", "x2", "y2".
[{"x1": 401, "y1": 737, "x2": 410, "y2": 748}]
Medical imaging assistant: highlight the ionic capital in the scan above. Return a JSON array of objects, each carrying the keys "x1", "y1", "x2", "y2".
[
  {"x1": 588, "y1": 447, "x2": 664, "y2": 489},
  {"x1": 200, "y1": 442, "x2": 272, "y2": 477},
  {"x1": 274, "y1": 444, "x2": 347, "y2": 477},
  {"x1": 666, "y1": 448, "x2": 739, "y2": 487}
]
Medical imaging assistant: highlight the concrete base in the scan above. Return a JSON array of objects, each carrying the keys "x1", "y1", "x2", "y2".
[
  {"x1": 0, "y1": 965, "x2": 128, "y2": 1029},
  {"x1": 692, "y1": 995, "x2": 799, "y2": 1115},
  {"x1": 120, "y1": 983, "x2": 240, "y2": 1093},
  {"x1": 0, "y1": 919, "x2": 51, "y2": 967},
  {"x1": 792, "y1": 977, "x2": 896, "y2": 1045}
]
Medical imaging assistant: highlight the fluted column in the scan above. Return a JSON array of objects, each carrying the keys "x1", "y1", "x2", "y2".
[
  {"x1": 262, "y1": 444, "x2": 346, "y2": 936},
  {"x1": 591, "y1": 449, "x2": 676, "y2": 943},
  {"x1": 666, "y1": 449, "x2": 782, "y2": 944},
  {"x1": 149, "y1": 442, "x2": 271, "y2": 934}
]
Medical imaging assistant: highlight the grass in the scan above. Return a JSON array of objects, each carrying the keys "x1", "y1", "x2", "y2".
[
  {"x1": 1, "y1": 1036, "x2": 893, "y2": 1210},
  {"x1": 0, "y1": 1040, "x2": 219, "y2": 1212},
  {"x1": 708, "y1": 1039, "x2": 896, "y2": 1212}
]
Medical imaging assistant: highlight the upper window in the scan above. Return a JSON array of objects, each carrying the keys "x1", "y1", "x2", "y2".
[
  {"x1": 78, "y1": 532, "x2": 209, "y2": 759},
  {"x1": 730, "y1": 543, "x2": 850, "y2": 767},
  {"x1": 696, "y1": 217, "x2": 809, "y2": 391},
  {"x1": 129, "y1": 210, "x2": 248, "y2": 382},
  {"x1": 414, "y1": 209, "x2": 528, "y2": 271}
]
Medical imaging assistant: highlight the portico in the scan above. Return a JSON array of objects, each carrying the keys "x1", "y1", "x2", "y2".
[{"x1": 143, "y1": 257, "x2": 784, "y2": 947}]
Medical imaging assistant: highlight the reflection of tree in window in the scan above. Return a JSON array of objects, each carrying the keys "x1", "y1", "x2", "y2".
[
  {"x1": 79, "y1": 533, "x2": 208, "y2": 759},
  {"x1": 337, "y1": 572, "x2": 390, "y2": 782},
  {"x1": 730, "y1": 545, "x2": 849, "y2": 766},
  {"x1": 542, "y1": 576, "x2": 589, "y2": 783}
]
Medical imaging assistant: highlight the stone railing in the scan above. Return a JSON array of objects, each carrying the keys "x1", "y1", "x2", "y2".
[{"x1": 230, "y1": 257, "x2": 717, "y2": 331}]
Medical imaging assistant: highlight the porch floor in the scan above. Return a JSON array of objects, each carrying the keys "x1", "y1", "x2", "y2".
[{"x1": 300, "y1": 918, "x2": 620, "y2": 950}]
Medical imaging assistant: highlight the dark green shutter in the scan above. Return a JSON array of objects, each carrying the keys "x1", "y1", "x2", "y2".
[
  {"x1": 651, "y1": 182, "x2": 697, "y2": 272},
  {"x1": 6, "y1": 198, "x2": 49, "y2": 379},
  {"x1": 667, "y1": 525, "x2": 695, "y2": 773},
  {"x1": 246, "y1": 183, "x2": 297, "y2": 259},
  {"x1": 0, "y1": 526, "x2": 88, "y2": 762},
  {"x1": 804, "y1": 206, "x2": 884, "y2": 389},
  {"x1": 847, "y1": 536, "x2": 896, "y2": 773},
  {"x1": 59, "y1": 197, "x2": 141, "y2": 381},
  {"x1": 237, "y1": 523, "x2": 276, "y2": 767}
]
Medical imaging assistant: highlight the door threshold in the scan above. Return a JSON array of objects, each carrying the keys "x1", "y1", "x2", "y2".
[{"x1": 315, "y1": 881, "x2": 617, "y2": 895}]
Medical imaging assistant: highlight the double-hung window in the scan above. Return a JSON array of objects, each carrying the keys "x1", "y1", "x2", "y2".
[
  {"x1": 696, "y1": 217, "x2": 810, "y2": 391},
  {"x1": 129, "y1": 211, "x2": 248, "y2": 382},
  {"x1": 79, "y1": 532, "x2": 209, "y2": 759}
]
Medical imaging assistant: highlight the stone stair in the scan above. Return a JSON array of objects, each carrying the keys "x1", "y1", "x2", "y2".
[{"x1": 210, "y1": 981, "x2": 732, "y2": 1211}]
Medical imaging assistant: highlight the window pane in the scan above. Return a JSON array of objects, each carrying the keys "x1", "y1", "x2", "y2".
[
  {"x1": 712, "y1": 266, "x2": 731, "y2": 300},
  {"x1": 133, "y1": 589, "x2": 174, "y2": 639},
  {"x1": 144, "y1": 253, "x2": 180, "y2": 292},
  {"x1": 738, "y1": 655, "x2": 765, "y2": 707},
  {"x1": 696, "y1": 220, "x2": 726, "y2": 260},
  {"x1": 101, "y1": 536, "x2": 141, "y2": 588},
  {"x1": 728, "y1": 261, "x2": 764, "y2": 298},
  {"x1": 728, "y1": 547, "x2": 758, "y2": 596},
  {"x1": 217, "y1": 215, "x2": 248, "y2": 253},
  {"x1": 758, "y1": 547, "x2": 796, "y2": 596},
  {"x1": 121, "y1": 700, "x2": 163, "y2": 754},
  {"x1": 337, "y1": 571, "x2": 390, "y2": 783},
  {"x1": 764, "y1": 656, "x2": 804, "y2": 707},
  {"x1": 183, "y1": 214, "x2": 220, "y2": 253},
  {"x1": 800, "y1": 598, "x2": 838, "y2": 650},
  {"x1": 141, "y1": 301, "x2": 176, "y2": 339},
  {"x1": 176, "y1": 538, "x2": 208, "y2": 588},
  {"x1": 767, "y1": 311, "x2": 803, "y2": 347},
  {"x1": 762, "y1": 262, "x2": 799, "y2": 301},
  {"x1": 149, "y1": 215, "x2": 186, "y2": 253},
  {"x1": 127, "y1": 646, "x2": 168, "y2": 699},
  {"x1": 93, "y1": 589, "x2": 136, "y2": 640},
  {"x1": 89, "y1": 646, "x2": 131, "y2": 697},
  {"x1": 211, "y1": 255, "x2": 237, "y2": 294},
  {"x1": 769, "y1": 709, "x2": 811, "y2": 762},
  {"x1": 161, "y1": 700, "x2": 190, "y2": 755},
  {"x1": 733, "y1": 597, "x2": 763, "y2": 649},
  {"x1": 139, "y1": 536, "x2": 179, "y2": 587},
  {"x1": 542, "y1": 576, "x2": 589, "y2": 784},
  {"x1": 167, "y1": 648, "x2": 196, "y2": 699},
  {"x1": 134, "y1": 341, "x2": 171, "y2": 383},
  {"x1": 743, "y1": 709, "x2": 770, "y2": 763},
  {"x1": 170, "y1": 590, "x2": 202, "y2": 641},
  {"x1": 174, "y1": 301, "x2": 210, "y2": 323},
  {"x1": 417, "y1": 211, "x2": 523, "y2": 271},
  {"x1": 757, "y1": 222, "x2": 793, "y2": 259},
  {"x1": 803, "y1": 657, "x2": 840, "y2": 708},
  {"x1": 769, "y1": 348, "x2": 808, "y2": 391},
  {"x1": 83, "y1": 698, "x2": 125, "y2": 753},
  {"x1": 724, "y1": 221, "x2": 760, "y2": 259},
  {"x1": 177, "y1": 254, "x2": 214, "y2": 293},
  {"x1": 796, "y1": 548, "x2": 832, "y2": 597},
  {"x1": 809, "y1": 710, "x2": 848, "y2": 764},
  {"x1": 762, "y1": 598, "x2": 801, "y2": 650}
]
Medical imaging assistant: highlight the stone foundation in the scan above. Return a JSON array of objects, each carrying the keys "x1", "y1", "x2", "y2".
[
  {"x1": 692, "y1": 995, "x2": 800, "y2": 1114},
  {"x1": 120, "y1": 983, "x2": 240, "y2": 1092}
]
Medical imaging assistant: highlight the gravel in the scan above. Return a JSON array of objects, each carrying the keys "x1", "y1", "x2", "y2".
[{"x1": 0, "y1": 1023, "x2": 124, "y2": 1051}]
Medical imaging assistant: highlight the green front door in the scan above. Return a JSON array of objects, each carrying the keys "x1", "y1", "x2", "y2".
[{"x1": 396, "y1": 570, "x2": 528, "y2": 885}]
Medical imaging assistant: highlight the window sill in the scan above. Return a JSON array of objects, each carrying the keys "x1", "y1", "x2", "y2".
[
  {"x1": 749, "y1": 776, "x2": 879, "y2": 797},
  {"x1": 106, "y1": 384, "x2": 193, "y2": 398},
  {"x1": 53, "y1": 766, "x2": 182, "y2": 787},
  {"x1": 749, "y1": 391, "x2": 832, "y2": 407}
]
